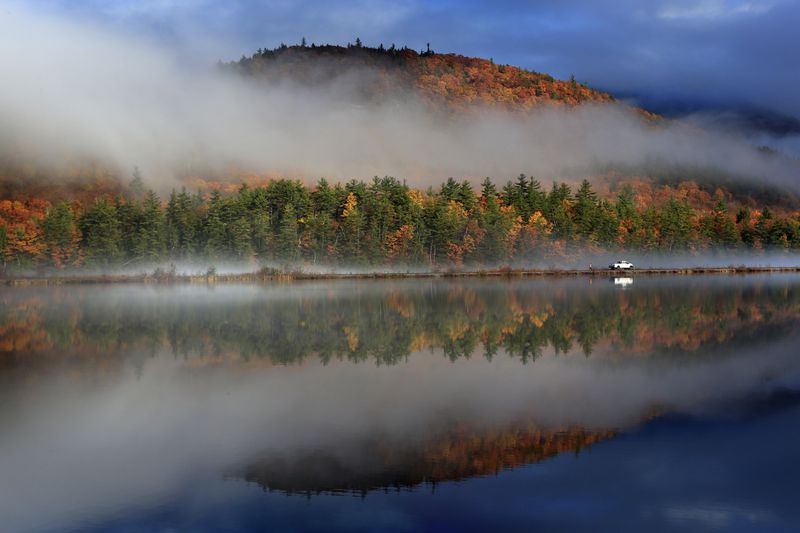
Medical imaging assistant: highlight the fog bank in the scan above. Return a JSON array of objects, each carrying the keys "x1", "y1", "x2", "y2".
[{"x1": 1, "y1": 4, "x2": 798, "y2": 191}]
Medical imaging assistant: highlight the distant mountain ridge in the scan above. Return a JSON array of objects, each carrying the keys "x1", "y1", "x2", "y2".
[{"x1": 615, "y1": 94, "x2": 800, "y2": 137}]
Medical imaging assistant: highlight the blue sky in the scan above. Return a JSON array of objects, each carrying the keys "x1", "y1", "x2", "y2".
[{"x1": 9, "y1": 0, "x2": 800, "y2": 118}]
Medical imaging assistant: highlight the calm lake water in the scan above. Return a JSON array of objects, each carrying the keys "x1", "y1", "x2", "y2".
[{"x1": 2, "y1": 275, "x2": 800, "y2": 532}]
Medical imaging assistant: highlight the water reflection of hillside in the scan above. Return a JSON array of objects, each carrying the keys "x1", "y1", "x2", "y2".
[
  {"x1": 3, "y1": 276, "x2": 800, "y2": 383},
  {"x1": 239, "y1": 425, "x2": 615, "y2": 496}
]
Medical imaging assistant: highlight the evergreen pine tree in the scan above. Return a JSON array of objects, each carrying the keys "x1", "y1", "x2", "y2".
[
  {"x1": 277, "y1": 203, "x2": 299, "y2": 261},
  {"x1": 78, "y1": 198, "x2": 121, "y2": 266},
  {"x1": 136, "y1": 190, "x2": 166, "y2": 262},
  {"x1": 42, "y1": 202, "x2": 78, "y2": 267},
  {"x1": 574, "y1": 179, "x2": 599, "y2": 239}
]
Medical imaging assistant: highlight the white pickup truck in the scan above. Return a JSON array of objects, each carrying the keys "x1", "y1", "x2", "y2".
[{"x1": 609, "y1": 260, "x2": 635, "y2": 270}]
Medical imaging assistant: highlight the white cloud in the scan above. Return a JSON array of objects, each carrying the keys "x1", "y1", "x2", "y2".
[{"x1": 657, "y1": 0, "x2": 774, "y2": 21}]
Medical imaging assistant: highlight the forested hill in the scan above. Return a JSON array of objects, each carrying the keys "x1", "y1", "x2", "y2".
[
  {"x1": 2, "y1": 43, "x2": 798, "y2": 271},
  {"x1": 0, "y1": 42, "x2": 651, "y2": 204},
  {"x1": 225, "y1": 41, "x2": 617, "y2": 111}
]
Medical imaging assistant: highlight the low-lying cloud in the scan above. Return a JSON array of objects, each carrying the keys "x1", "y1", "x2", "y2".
[{"x1": 0, "y1": 4, "x2": 797, "y2": 192}]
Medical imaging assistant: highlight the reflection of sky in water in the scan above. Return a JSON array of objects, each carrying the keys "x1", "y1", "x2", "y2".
[
  {"x1": 93, "y1": 399, "x2": 800, "y2": 532},
  {"x1": 1, "y1": 276, "x2": 800, "y2": 531}
]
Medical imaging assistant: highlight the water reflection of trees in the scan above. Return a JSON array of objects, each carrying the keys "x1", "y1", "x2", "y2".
[
  {"x1": 238, "y1": 424, "x2": 615, "y2": 496},
  {"x1": 2, "y1": 278, "x2": 800, "y2": 372}
]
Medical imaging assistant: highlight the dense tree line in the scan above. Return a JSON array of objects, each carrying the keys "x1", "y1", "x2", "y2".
[{"x1": 2, "y1": 175, "x2": 800, "y2": 270}]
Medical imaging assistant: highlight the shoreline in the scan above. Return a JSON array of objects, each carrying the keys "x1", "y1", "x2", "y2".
[{"x1": 3, "y1": 266, "x2": 800, "y2": 286}]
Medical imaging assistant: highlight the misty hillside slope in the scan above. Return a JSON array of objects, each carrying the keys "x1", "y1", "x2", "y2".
[
  {"x1": 1, "y1": 39, "x2": 796, "y2": 219},
  {"x1": 227, "y1": 42, "x2": 618, "y2": 111}
]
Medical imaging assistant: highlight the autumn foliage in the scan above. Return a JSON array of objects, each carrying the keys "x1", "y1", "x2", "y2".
[
  {"x1": 2, "y1": 174, "x2": 800, "y2": 272},
  {"x1": 230, "y1": 41, "x2": 614, "y2": 112}
]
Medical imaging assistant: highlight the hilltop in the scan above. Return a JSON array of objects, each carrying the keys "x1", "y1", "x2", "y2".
[{"x1": 225, "y1": 41, "x2": 618, "y2": 112}]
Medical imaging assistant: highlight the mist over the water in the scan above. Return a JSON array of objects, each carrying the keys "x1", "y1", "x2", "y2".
[
  {"x1": 1, "y1": 4, "x2": 798, "y2": 191},
  {"x1": 24, "y1": 250, "x2": 799, "y2": 278},
  {"x1": 3, "y1": 277, "x2": 800, "y2": 531}
]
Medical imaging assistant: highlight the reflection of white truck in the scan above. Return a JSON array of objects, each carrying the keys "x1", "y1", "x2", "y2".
[
  {"x1": 614, "y1": 277, "x2": 634, "y2": 288},
  {"x1": 609, "y1": 260, "x2": 635, "y2": 270}
]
